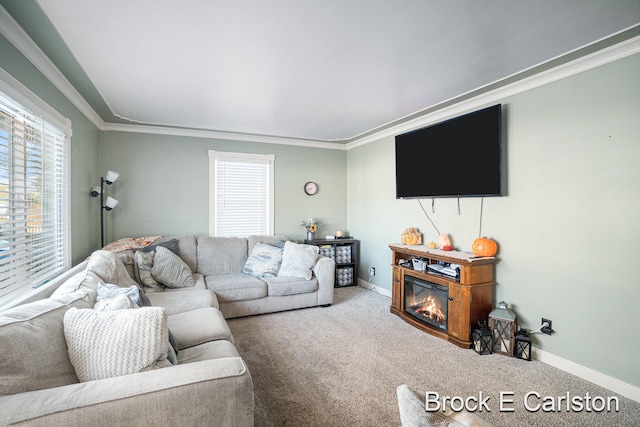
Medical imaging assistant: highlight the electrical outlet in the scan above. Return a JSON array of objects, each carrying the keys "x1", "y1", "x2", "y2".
[
  {"x1": 541, "y1": 318, "x2": 553, "y2": 335},
  {"x1": 369, "y1": 267, "x2": 376, "y2": 276}
]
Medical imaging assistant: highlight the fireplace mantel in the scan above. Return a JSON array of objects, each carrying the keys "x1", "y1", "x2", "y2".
[{"x1": 389, "y1": 244, "x2": 496, "y2": 348}]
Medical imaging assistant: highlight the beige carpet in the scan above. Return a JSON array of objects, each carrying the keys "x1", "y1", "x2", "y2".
[{"x1": 227, "y1": 286, "x2": 640, "y2": 426}]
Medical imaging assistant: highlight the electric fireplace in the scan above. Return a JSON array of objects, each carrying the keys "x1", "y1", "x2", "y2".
[
  {"x1": 390, "y1": 244, "x2": 496, "y2": 348},
  {"x1": 404, "y1": 275, "x2": 449, "y2": 331}
]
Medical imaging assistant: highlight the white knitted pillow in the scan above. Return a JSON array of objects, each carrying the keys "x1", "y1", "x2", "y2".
[{"x1": 63, "y1": 307, "x2": 172, "y2": 382}]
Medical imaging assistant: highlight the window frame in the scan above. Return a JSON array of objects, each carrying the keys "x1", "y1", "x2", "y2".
[
  {"x1": 208, "y1": 150, "x2": 275, "y2": 237},
  {"x1": 0, "y1": 67, "x2": 71, "y2": 308}
]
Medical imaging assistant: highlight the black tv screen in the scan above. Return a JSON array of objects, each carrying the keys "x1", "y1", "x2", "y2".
[{"x1": 395, "y1": 104, "x2": 503, "y2": 199}]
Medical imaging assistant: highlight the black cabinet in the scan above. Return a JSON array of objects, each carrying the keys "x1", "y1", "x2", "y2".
[{"x1": 306, "y1": 238, "x2": 360, "y2": 287}]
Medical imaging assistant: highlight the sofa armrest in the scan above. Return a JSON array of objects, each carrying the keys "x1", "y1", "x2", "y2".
[
  {"x1": 0, "y1": 357, "x2": 253, "y2": 427},
  {"x1": 313, "y1": 256, "x2": 335, "y2": 305}
]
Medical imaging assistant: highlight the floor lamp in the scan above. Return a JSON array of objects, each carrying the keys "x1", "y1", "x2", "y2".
[{"x1": 90, "y1": 170, "x2": 120, "y2": 247}]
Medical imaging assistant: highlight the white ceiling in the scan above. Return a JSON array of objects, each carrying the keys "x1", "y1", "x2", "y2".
[{"x1": 36, "y1": 0, "x2": 640, "y2": 142}]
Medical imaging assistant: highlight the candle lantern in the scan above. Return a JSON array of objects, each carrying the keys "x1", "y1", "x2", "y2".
[
  {"x1": 488, "y1": 301, "x2": 517, "y2": 356},
  {"x1": 514, "y1": 328, "x2": 532, "y2": 361},
  {"x1": 471, "y1": 321, "x2": 493, "y2": 355}
]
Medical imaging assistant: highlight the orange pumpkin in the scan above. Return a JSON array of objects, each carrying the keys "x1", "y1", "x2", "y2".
[{"x1": 472, "y1": 237, "x2": 497, "y2": 257}]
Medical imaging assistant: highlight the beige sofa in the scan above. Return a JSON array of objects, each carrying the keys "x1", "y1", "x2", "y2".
[
  {"x1": 0, "y1": 235, "x2": 335, "y2": 426},
  {"x1": 122, "y1": 234, "x2": 335, "y2": 317}
]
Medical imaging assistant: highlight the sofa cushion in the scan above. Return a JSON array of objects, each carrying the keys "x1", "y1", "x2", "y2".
[
  {"x1": 242, "y1": 242, "x2": 283, "y2": 278},
  {"x1": 64, "y1": 307, "x2": 172, "y2": 382},
  {"x1": 49, "y1": 289, "x2": 95, "y2": 308},
  {"x1": 152, "y1": 246, "x2": 195, "y2": 288},
  {"x1": 205, "y1": 273, "x2": 268, "y2": 303},
  {"x1": 167, "y1": 307, "x2": 233, "y2": 349},
  {"x1": 175, "y1": 235, "x2": 198, "y2": 272},
  {"x1": 0, "y1": 298, "x2": 87, "y2": 395},
  {"x1": 262, "y1": 276, "x2": 319, "y2": 296},
  {"x1": 197, "y1": 236, "x2": 248, "y2": 275},
  {"x1": 146, "y1": 288, "x2": 219, "y2": 315},
  {"x1": 192, "y1": 273, "x2": 207, "y2": 289},
  {"x1": 50, "y1": 269, "x2": 101, "y2": 303},
  {"x1": 277, "y1": 241, "x2": 319, "y2": 280},
  {"x1": 177, "y1": 340, "x2": 240, "y2": 364}
]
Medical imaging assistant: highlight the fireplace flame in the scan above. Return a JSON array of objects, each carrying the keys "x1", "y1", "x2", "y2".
[{"x1": 415, "y1": 296, "x2": 445, "y2": 322}]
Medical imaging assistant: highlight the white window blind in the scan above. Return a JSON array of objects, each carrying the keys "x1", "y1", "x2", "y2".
[
  {"x1": 209, "y1": 151, "x2": 274, "y2": 237},
  {"x1": 0, "y1": 89, "x2": 70, "y2": 303}
]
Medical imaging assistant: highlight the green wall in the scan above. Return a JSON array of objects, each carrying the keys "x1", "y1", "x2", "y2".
[
  {"x1": 98, "y1": 132, "x2": 347, "y2": 243},
  {"x1": 0, "y1": 34, "x2": 100, "y2": 265},
  {"x1": 4, "y1": 5, "x2": 639, "y2": 392},
  {"x1": 346, "y1": 53, "x2": 640, "y2": 387}
]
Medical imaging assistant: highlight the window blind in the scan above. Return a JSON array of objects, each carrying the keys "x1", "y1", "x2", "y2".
[
  {"x1": 0, "y1": 90, "x2": 70, "y2": 303},
  {"x1": 210, "y1": 151, "x2": 274, "y2": 237}
]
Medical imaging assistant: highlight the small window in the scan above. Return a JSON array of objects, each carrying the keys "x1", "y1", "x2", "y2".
[{"x1": 209, "y1": 151, "x2": 274, "y2": 237}]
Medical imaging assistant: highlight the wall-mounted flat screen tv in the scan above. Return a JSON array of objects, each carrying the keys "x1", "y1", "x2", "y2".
[{"x1": 395, "y1": 104, "x2": 503, "y2": 199}]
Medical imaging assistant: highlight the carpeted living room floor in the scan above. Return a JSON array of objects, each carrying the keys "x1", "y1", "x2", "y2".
[{"x1": 227, "y1": 286, "x2": 640, "y2": 427}]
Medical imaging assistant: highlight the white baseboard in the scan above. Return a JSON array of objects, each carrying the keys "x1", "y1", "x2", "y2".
[
  {"x1": 357, "y1": 279, "x2": 392, "y2": 298},
  {"x1": 356, "y1": 278, "x2": 640, "y2": 404},
  {"x1": 533, "y1": 347, "x2": 640, "y2": 404}
]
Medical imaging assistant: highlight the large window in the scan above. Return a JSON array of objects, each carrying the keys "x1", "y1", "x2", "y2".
[
  {"x1": 0, "y1": 85, "x2": 70, "y2": 305},
  {"x1": 209, "y1": 150, "x2": 274, "y2": 237}
]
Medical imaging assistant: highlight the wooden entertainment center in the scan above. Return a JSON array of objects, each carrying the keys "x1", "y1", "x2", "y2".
[{"x1": 389, "y1": 244, "x2": 496, "y2": 349}]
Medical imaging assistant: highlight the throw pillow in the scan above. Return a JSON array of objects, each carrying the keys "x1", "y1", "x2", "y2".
[
  {"x1": 277, "y1": 241, "x2": 319, "y2": 280},
  {"x1": 242, "y1": 242, "x2": 283, "y2": 278},
  {"x1": 63, "y1": 307, "x2": 172, "y2": 382},
  {"x1": 151, "y1": 246, "x2": 195, "y2": 288},
  {"x1": 134, "y1": 250, "x2": 163, "y2": 292}
]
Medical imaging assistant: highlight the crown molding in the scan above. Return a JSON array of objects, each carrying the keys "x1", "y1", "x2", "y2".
[
  {"x1": 0, "y1": 4, "x2": 104, "y2": 130},
  {"x1": 3, "y1": 2, "x2": 638, "y2": 150},
  {"x1": 1, "y1": 3, "x2": 345, "y2": 149},
  {"x1": 344, "y1": 34, "x2": 640, "y2": 151},
  {"x1": 100, "y1": 122, "x2": 346, "y2": 150}
]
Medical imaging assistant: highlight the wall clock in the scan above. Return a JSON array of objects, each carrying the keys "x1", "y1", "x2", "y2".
[{"x1": 304, "y1": 181, "x2": 318, "y2": 195}]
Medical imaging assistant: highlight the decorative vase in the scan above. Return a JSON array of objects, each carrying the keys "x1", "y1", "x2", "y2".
[{"x1": 307, "y1": 230, "x2": 315, "y2": 241}]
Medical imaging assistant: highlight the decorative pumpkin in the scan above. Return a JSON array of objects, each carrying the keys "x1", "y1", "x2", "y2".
[{"x1": 472, "y1": 237, "x2": 497, "y2": 257}]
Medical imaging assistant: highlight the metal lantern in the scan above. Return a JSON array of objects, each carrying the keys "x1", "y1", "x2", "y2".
[
  {"x1": 514, "y1": 328, "x2": 532, "y2": 361},
  {"x1": 488, "y1": 301, "x2": 517, "y2": 356},
  {"x1": 472, "y1": 321, "x2": 493, "y2": 355}
]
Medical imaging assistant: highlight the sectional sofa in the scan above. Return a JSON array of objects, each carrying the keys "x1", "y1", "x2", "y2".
[{"x1": 0, "y1": 235, "x2": 335, "y2": 426}]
